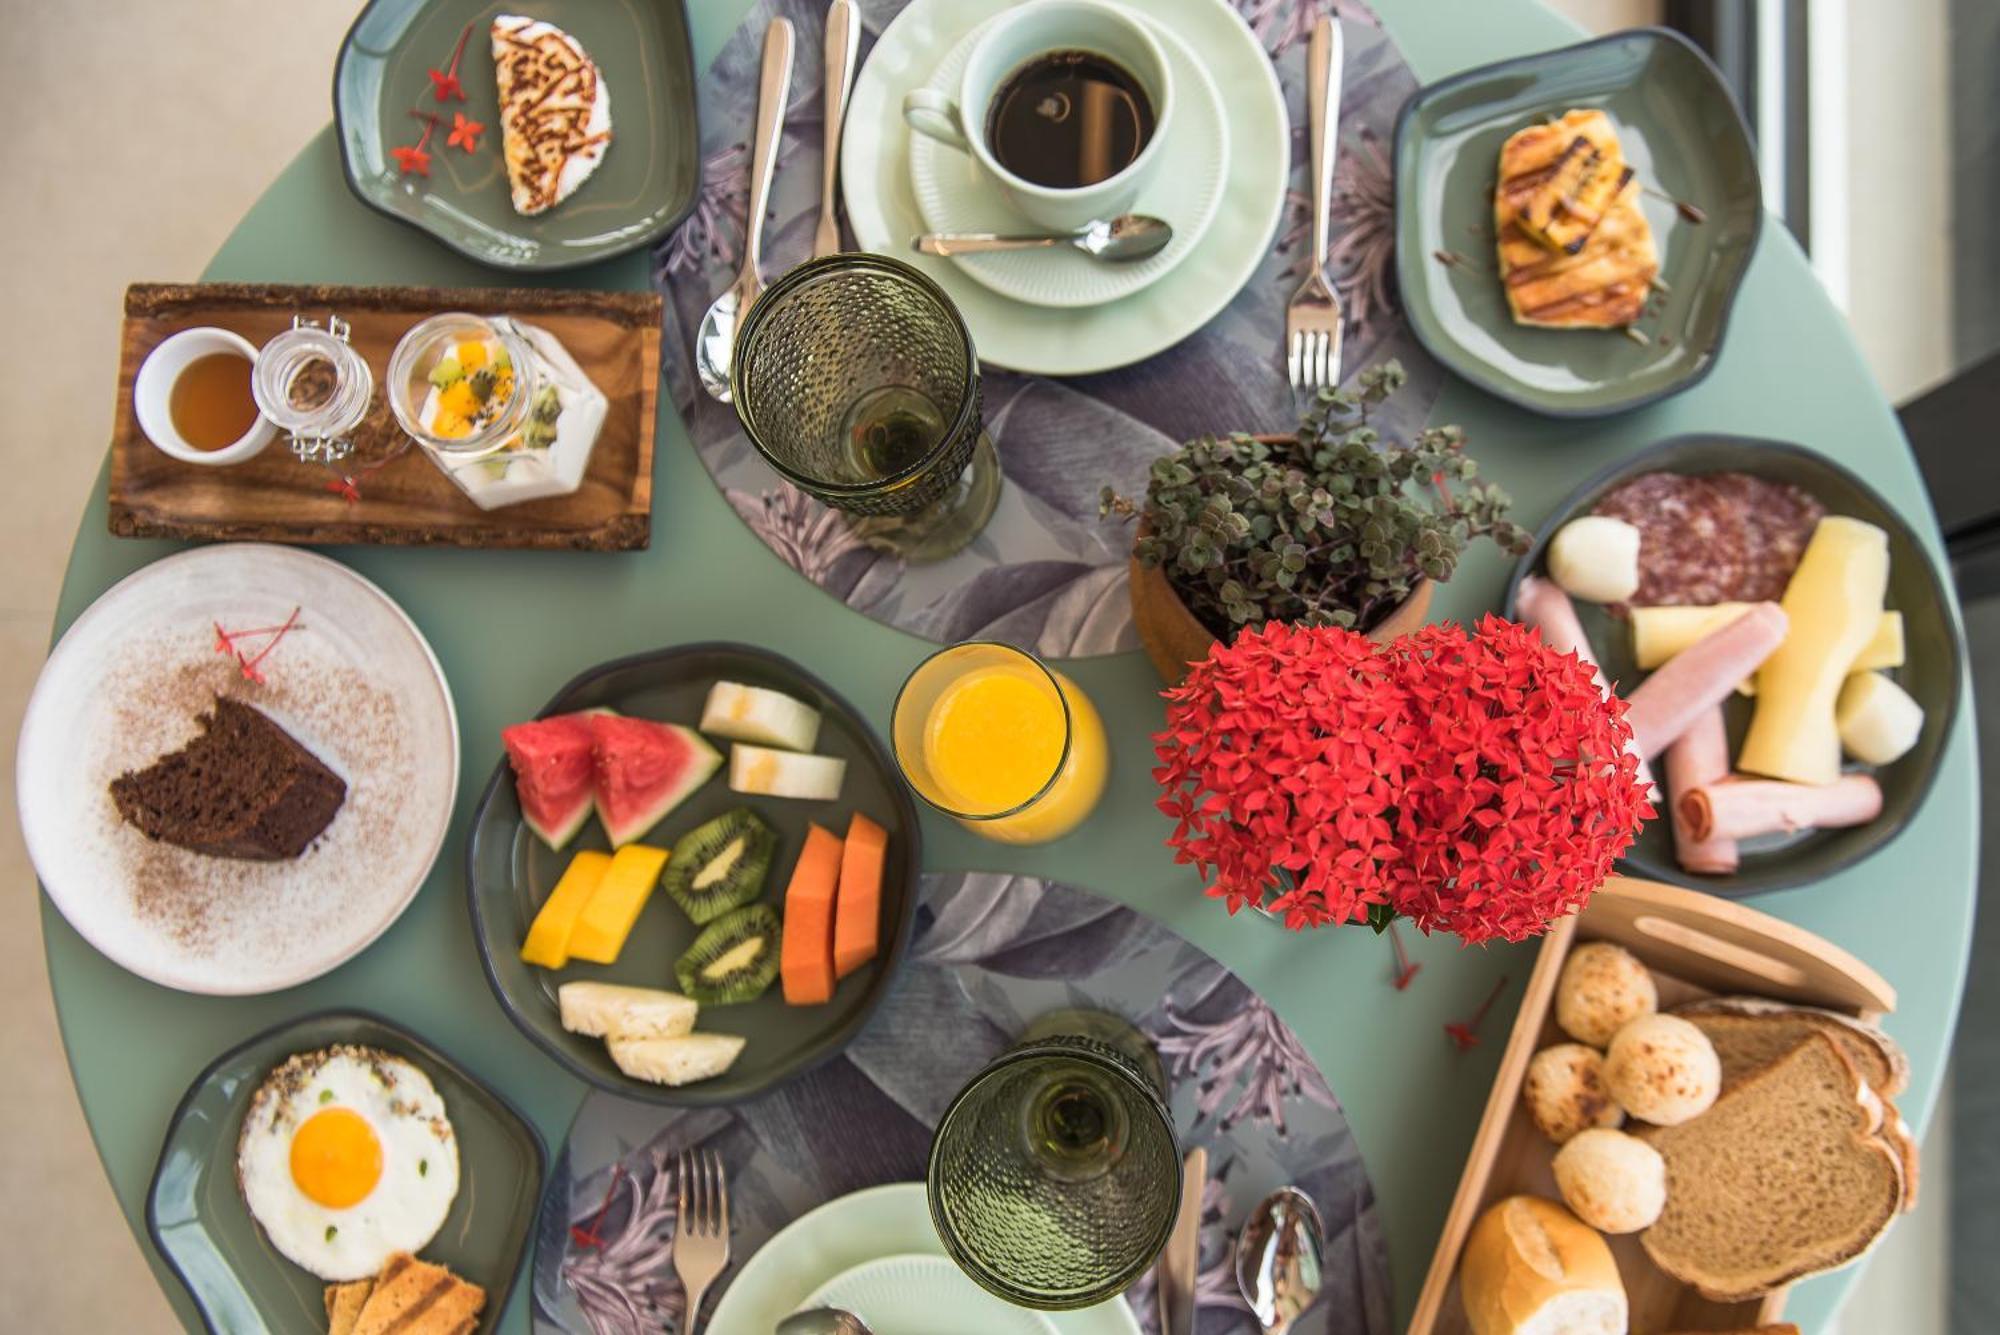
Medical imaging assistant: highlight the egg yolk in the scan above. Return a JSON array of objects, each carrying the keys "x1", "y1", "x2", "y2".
[{"x1": 289, "y1": 1107, "x2": 383, "y2": 1209}]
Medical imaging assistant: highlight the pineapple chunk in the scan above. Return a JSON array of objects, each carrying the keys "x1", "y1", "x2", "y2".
[
  {"x1": 558, "y1": 982, "x2": 698, "y2": 1040},
  {"x1": 1836, "y1": 672, "x2": 1924, "y2": 766},
  {"x1": 607, "y1": 1033, "x2": 747, "y2": 1086}
]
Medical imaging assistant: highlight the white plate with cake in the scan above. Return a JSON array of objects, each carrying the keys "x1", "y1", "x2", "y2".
[{"x1": 18, "y1": 545, "x2": 458, "y2": 994}]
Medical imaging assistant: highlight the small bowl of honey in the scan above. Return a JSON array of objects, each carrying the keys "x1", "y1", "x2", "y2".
[{"x1": 133, "y1": 327, "x2": 276, "y2": 465}]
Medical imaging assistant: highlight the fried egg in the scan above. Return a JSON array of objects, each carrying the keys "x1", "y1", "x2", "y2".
[{"x1": 236, "y1": 1045, "x2": 460, "y2": 1281}]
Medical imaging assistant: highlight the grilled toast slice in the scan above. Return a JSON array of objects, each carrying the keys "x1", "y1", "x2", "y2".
[
  {"x1": 350, "y1": 1251, "x2": 486, "y2": 1335},
  {"x1": 325, "y1": 1279, "x2": 374, "y2": 1335}
]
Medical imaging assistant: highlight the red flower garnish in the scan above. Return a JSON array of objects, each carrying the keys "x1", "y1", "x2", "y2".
[
  {"x1": 569, "y1": 1164, "x2": 625, "y2": 1250},
  {"x1": 1155, "y1": 615, "x2": 1653, "y2": 946},
  {"x1": 212, "y1": 607, "x2": 304, "y2": 684},
  {"x1": 1445, "y1": 974, "x2": 1511, "y2": 1051},
  {"x1": 427, "y1": 22, "x2": 474, "y2": 102},
  {"x1": 1387, "y1": 921, "x2": 1421, "y2": 990},
  {"x1": 392, "y1": 140, "x2": 432, "y2": 177},
  {"x1": 446, "y1": 112, "x2": 484, "y2": 153}
]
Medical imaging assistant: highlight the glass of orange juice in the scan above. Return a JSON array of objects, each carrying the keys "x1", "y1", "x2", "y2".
[{"x1": 891, "y1": 642, "x2": 1109, "y2": 844}]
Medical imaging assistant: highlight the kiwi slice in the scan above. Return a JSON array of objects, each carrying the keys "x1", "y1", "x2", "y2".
[
  {"x1": 427, "y1": 356, "x2": 463, "y2": 388},
  {"x1": 662, "y1": 808, "x2": 776, "y2": 925},
  {"x1": 674, "y1": 905, "x2": 781, "y2": 1005}
]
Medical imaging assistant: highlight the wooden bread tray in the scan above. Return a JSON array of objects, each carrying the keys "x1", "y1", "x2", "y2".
[
  {"x1": 107, "y1": 282, "x2": 661, "y2": 550},
  {"x1": 1409, "y1": 877, "x2": 1897, "y2": 1334}
]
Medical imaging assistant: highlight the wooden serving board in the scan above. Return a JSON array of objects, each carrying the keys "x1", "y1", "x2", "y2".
[
  {"x1": 1409, "y1": 877, "x2": 1898, "y2": 1335},
  {"x1": 107, "y1": 282, "x2": 661, "y2": 550}
]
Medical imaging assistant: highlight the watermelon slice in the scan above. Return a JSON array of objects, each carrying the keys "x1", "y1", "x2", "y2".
[
  {"x1": 501, "y1": 712, "x2": 601, "y2": 849},
  {"x1": 589, "y1": 713, "x2": 723, "y2": 847}
]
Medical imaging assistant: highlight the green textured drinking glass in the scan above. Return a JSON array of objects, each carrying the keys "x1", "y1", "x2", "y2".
[
  {"x1": 927, "y1": 1010, "x2": 1181, "y2": 1309},
  {"x1": 730, "y1": 253, "x2": 1002, "y2": 563}
]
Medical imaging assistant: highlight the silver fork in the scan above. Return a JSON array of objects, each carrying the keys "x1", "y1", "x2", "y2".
[
  {"x1": 673, "y1": 1149, "x2": 730, "y2": 1334},
  {"x1": 1285, "y1": 15, "x2": 1345, "y2": 392}
]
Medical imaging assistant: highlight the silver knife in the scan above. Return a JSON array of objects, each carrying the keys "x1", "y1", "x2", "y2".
[
  {"x1": 814, "y1": 0, "x2": 861, "y2": 258},
  {"x1": 1157, "y1": 1146, "x2": 1207, "y2": 1335}
]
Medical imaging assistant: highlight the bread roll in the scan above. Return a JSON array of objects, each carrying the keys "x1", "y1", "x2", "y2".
[
  {"x1": 1556, "y1": 942, "x2": 1657, "y2": 1047},
  {"x1": 1553, "y1": 1128, "x2": 1668, "y2": 1233},
  {"x1": 1459, "y1": 1195, "x2": 1626, "y2": 1335},
  {"x1": 1524, "y1": 1044, "x2": 1625, "y2": 1143},
  {"x1": 1604, "y1": 1013, "x2": 1721, "y2": 1125}
]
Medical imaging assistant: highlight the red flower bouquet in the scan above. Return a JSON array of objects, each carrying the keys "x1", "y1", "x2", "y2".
[{"x1": 1154, "y1": 616, "x2": 1654, "y2": 944}]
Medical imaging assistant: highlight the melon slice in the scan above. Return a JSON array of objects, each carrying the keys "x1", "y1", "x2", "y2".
[
  {"x1": 502, "y1": 712, "x2": 601, "y2": 849},
  {"x1": 588, "y1": 714, "x2": 722, "y2": 847}
]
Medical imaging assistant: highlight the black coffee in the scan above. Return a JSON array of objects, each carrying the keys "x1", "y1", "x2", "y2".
[{"x1": 986, "y1": 50, "x2": 1156, "y2": 189}]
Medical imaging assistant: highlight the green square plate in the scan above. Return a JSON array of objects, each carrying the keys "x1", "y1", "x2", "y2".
[
  {"x1": 466, "y1": 643, "x2": 924, "y2": 1107},
  {"x1": 1501, "y1": 435, "x2": 1966, "y2": 896},
  {"x1": 334, "y1": 0, "x2": 700, "y2": 272},
  {"x1": 1393, "y1": 28, "x2": 1762, "y2": 417},
  {"x1": 147, "y1": 1010, "x2": 546, "y2": 1333}
]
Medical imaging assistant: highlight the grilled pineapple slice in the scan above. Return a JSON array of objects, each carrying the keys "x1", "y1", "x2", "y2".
[
  {"x1": 607, "y1": 1033, "x2": 747, "y2": 1086},
  {"x1": 1495, "y1": 111, "x2": 1657, "y2": 329}
]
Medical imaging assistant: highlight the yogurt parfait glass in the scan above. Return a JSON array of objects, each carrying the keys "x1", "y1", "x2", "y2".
[{"x1": 386, "y1": 313, "x2": 542, "y2": 462}]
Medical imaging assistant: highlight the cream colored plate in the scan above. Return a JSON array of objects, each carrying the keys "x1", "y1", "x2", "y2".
[
  {"x1": 908, "y1": 7, "x2": 1229, "y2": 309},
  {"x1": 18, "y1": 545, "x2": 458, "y2": 994},
  {"x1": 805, "y1": 1254, "x2": 1058, "y2": 1334}
]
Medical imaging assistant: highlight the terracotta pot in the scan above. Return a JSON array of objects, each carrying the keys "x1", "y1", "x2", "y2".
[
  {"x1": 1127, "y1": 432, "x2": 1435, "y2": 684},
  {"x1": 1129, "y1": 555, "x2": 1432, "y2": 684}
]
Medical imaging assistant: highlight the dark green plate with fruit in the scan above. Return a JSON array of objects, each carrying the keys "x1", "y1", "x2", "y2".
[
  {"x1": 1393, "y1": 28, "x2": 1762, "y2": 417},
  {"x1": 466, "y1": 643, "x2": 923, "y2": 1106},
  {"x1": 333, "y1": 0, "x2": 699, "y2": 272}
]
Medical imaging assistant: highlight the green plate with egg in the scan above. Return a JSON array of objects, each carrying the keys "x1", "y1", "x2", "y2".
[
  {"x1": 333, "y1": 0, "x2": 700, "y2": 272},
  {"x1": 1393, "y1": 28, "x2": 1763, "y2": 417},
  {"x1": 465, "y1": 642, "x2": 923, "y2": 1107},
  {"x1": 1502, "y1": 435, "x2": 1965, "y2": 896},
  {"x1": 146, "y1": 1009, "x2": 545, "y2": 1334}
]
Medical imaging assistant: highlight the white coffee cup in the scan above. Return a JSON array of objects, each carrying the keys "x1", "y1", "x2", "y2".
[
  {"x1": 902, "y1": 0, "x2": 1174, "y2": 231},
  {"x1": 133, "y1": 327, "x2": 276, "y2": 466}
]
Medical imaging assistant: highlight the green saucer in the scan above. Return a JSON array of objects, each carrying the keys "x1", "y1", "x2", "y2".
[
  {"x1": 333, "y1": 0, "x2": 699, "y2": 272},
  {"x1": 1393, "y1": 28, "x2": 1762, "y2": 417}
]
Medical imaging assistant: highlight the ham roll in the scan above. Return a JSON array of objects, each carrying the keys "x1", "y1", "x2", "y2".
[
  {"x1": 1665, "y1": 706, "x2": 1738, "y2": 875},
  {"x1": 1515, "y1": 575, "x2": 1656, "y2": 795},
  {"x1": 1622, "y1": 602, "x2": 1789, "y2": 760},
  {"x1": 1676, "y1": 774, "x2": 1884, "y2": 843}
]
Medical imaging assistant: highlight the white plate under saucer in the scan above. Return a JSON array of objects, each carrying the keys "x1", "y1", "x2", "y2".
[
  {"x1": 908, "y1": 6, "x2": 1230, "y2": 310},
  {"x1": 17, "y1": 545, "x2": 458, "y2": 994},
  {"x1": 705, "y1": 1182, "x2": 1139, "y2": 1335},
  {"x1": 804, "y1": 1253, "x2": 1059, "y2": 1334},
  {"x1": 842, "y1": 0, "x2": 1288, "y2": 376}
]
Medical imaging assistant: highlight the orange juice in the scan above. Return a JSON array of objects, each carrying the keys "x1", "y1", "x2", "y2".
[{"x1": 894, "y1": 644, "x2": 1109, "y2": 844}]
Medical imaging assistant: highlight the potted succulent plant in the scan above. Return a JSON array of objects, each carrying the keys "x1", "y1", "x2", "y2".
[
  {"x1": 1102, "y1": 362, "x2": 1531, "y2": 683},
  {"x1": 1154, "y1": 618, "x2": 1656, "y2": 943}
]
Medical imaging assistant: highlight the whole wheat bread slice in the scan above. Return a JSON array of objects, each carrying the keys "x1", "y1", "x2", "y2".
[
  {"x1": 1639, "y1": 1032, "x2": 1904, "y2": 1302},
  {"x1": 1673, "y1": 996, "x2": 1908, "y2": 1096}
]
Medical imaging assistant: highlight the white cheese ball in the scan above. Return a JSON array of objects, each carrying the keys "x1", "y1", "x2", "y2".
[
  {"x1": 1603, "y1": 1013, "x2": 1721, "y2": 1126},
  {"x1": 1555, "y1": 942, "x2": 1659, "y2": 1048},
  {"x1": 1553, "y1": 1128, "x2": 1667, "y2": 1234},
  {"x1": 1546, "y1": 516, "x2": 1642, "y2": 604},
  {"x1": 1524, "y1": 1043, "x2": 1627, "y2": 1144}
]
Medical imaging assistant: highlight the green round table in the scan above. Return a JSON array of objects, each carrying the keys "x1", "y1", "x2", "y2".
[{"x1": 44, "y1": 1, "x2": 1975, "y2": 1330}]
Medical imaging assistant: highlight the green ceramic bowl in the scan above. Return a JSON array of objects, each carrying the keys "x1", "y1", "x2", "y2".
[
  {"x1": 333, "y1": 0, "x2": 700, "y2": 272},
  {"x1": 467, "y1": 643, "x2": 923, "y2": 1106},
  {"x1": 1502, "y1": 435, "x2": 1966, "y2": 896},
  {"x1": 1393, "y1": 28, "x2": 1762, "y2": 417},
  {"x1": 147, "y1": 1010, "x2": 545, "y2": 1334}
]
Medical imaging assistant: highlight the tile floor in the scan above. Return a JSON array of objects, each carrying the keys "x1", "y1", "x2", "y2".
[{"x1": 0, "y1": 1, "x2": 1962, "y2": 1331}]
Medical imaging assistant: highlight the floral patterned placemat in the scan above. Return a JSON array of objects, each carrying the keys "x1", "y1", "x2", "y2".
[
  {"x1": 655, "y1": 0, "x2": 1443, "y2": 656},
  {"x1": 529, "y1": 873, "x2": 1391, "y2": 1334}
]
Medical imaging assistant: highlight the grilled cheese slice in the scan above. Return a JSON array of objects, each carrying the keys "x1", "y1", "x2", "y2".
[
  {"x1": 1495, "y1": 111, "x2": 1658, "y2": 328},
  {"x1": 349, "y1": 1252, "x2": 486, "y2": 1335}
]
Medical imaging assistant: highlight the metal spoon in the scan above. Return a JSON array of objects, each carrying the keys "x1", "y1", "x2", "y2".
[
  {"x1": 775, "y1": 1308, "x2": 874, "y2": 1335},
  {"x1": 912, "y1": 213, "x2": 1174, "y2": 263},
  {"x1": 1235, "y1": 1187, "x2": 1326, "y2": 1334},
  {"x1": 695, "y1": 18, "x2": 794, "y2": 403}
]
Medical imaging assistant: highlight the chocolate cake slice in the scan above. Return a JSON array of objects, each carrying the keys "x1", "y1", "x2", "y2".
[{"x1": 110, "y1": 696, "x2": 346, "y2": 860}]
